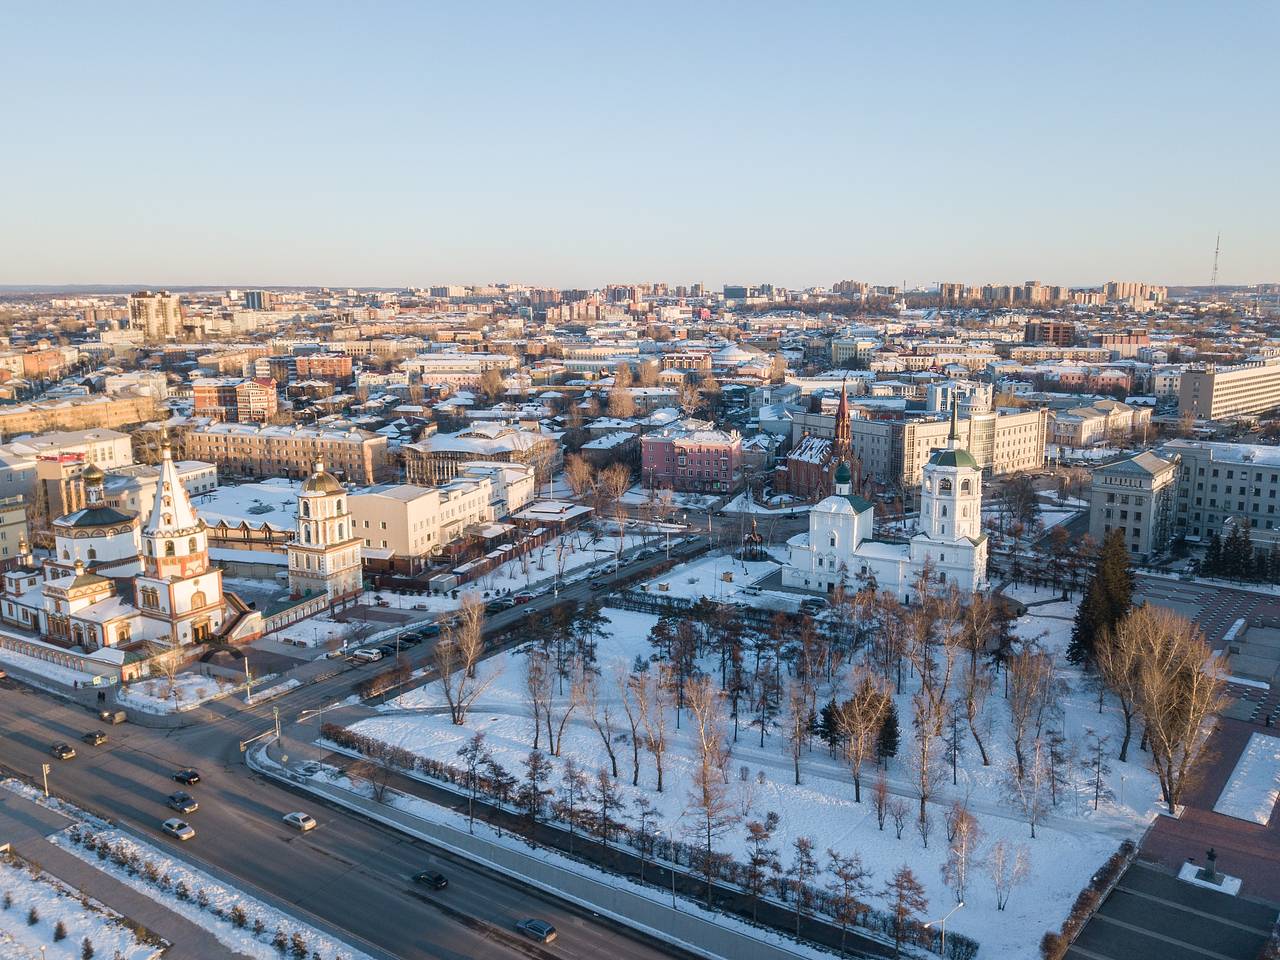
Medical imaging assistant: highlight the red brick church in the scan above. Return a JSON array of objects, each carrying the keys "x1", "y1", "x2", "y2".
[{"x1": 776, "y1": 381, "x2": 864, "y2": 500}]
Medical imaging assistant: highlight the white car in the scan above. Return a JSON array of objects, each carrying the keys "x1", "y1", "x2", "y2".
[
  {"x1": 282, "y1": 811, "x2": 317, "y2": 832},
  {"x1": 161, "y1": 818, "x2": 195, "y2": 841},
  {"x1": 351, "y1": 648, "x2": 383, "y2": 663}
]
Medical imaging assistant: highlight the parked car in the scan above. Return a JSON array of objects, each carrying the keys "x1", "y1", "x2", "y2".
[
  {"x1": 491, "y1": 598, "x2": 516, "y2": 610},
  {"x1": 375, "y1": 598, "x2": 391, "y2": 608},
  {"x1": 397, "y1": 634, "x2": 423, "y2": 647},
  {"x1": 161, "y1": 818, "x2": 195, "y2": 841},
  {"x1": 50, "y1": 742, "x2": 76, "y2": 760},
  {"x1": 485, "y1": 600, "x2": 506, "y2": 614},
  {"x1": 412, "y1": 870, "x2": 448, "y2": 889},
  {"x1": 173, "y1": 769, "x2": 201, "y2": 785},
  {"x1": 282, "y1": 811, "x2": 317, "y2": 832},
  {"x1": 81, "y1": 730, "x2": 107, "y2": 746},
  {"x1": 516, "y1": 919, "x2": 557, "y2": 943},
  {"x1": 376, "y1": 644, "x2": 398, "y2": 657},
  {"x1": 512, "y1": 592, "x2": 535, "y2": 605},
  {"x1": 167, "y1": 791, "x2": 199, "y2": 814},
  {"x1": 351, "y1": 648, "x2": 384, "y2": 663},
  {"x1": 98, "y1": 710, "x2": 127, "y2": 724},
  {"x1": 418, "y1": 622, "x2": 443, "y2": 636}
]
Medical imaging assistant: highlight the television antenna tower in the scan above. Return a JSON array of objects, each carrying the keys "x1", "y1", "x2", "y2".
[{"x1": 1210, "y1": 232, "x2": 1221, "y2": 300}]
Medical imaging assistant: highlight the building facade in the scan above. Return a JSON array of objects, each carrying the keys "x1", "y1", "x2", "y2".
[
  {"x1": 641, "y1": 421, "x2": 743, "y2": 493},
  {"x1": 184, "y1": 424, "x2": 392, "y2": 485},
  {"x1": 1179, "y1": 358, "x2": 1280, "y2": 421},
  {"x1": 1088, "y1": 451, "x2": 1178, "y2": 560},
  {"x1": 128, "y1": 290, "x2": 182, "y2": 341},
  {"x1": 287, "y1": 461, "x2": 363, "y2": 608}
]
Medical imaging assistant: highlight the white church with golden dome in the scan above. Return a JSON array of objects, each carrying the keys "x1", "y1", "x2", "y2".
[{"x1": 1, "y1": 440, "x2": 264, "y2": 654}]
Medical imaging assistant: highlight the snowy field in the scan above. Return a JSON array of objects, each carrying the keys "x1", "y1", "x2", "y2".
[
  {"x1": 115, "y1": 674, "x2": 239, "y2": 714},
  {"x1": 271, "y1": 615, "x2": 354, "y2": 647},
  {"x1": 0, "y1": 853, "x2": 162, "y2": 960},
  {"x1": 1212, "y1": 731, "x2": 1280, "y2": 825},
  {"x1": 620, "y1": 484, "x2": 718, "y2": 510},
  {"x1": 345, "y1": 587, "x2": 1159, "y2": 959},
  {"x1": 722, "y1": 492, "x2": 810, "y2": 515},
  {"x1": 54, "y1": 827, "x2": 376, "y2": 960},
  {"x1": 634, "y1": 553, "x2": 783, "y2": 604}
]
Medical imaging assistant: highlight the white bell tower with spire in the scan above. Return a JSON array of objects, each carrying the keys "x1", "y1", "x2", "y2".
[
  {"x1": 134, "y1": 436, "x2": 225, "y2": 644},
  {"x1": 910, "y1": 401, "x2": 987, "y2": 594}
]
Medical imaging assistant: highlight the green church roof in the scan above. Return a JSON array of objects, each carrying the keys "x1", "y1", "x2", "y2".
[{"x1": 929, "y1": 448, "x2": 979, "y2": 470}]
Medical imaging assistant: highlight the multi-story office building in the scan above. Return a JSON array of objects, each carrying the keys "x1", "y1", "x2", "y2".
[
  {"x1": 831, "y1": 337, "x2": 881, "y2": 366},
  {"x1": 1024, "y1": 320, "x2": 1075, "y2": 347},
  {"x1": 296, "y1": 353, "x2": 354, "y2": 386},
  {"x1": 820, "y1": 408, "x2": 1048, "y2": 488},
  {"x1": 349, "y1": 478, "x2": 495, "y2": 574},
  {"x1": 641, "y1": 421, "x2": 742, "y2": 493},
  {"x1": 400, "y1": 351, "x2": 518, "y2": 386},
  {"x1": 184, "y1": 423, "x2": 392, "y2": 485},
  {"x1": 127, "y1": 290, "x2": 181, "y2": 341},
  {"x1": 1163, "y1": 439, "x2": 1280, "y2": 548},
  {"x1": 1048, "y1": 401, "x2": 1152, "y2": 448},
  {"x1": 403, "y1": 422, "x2": 561, "y2": 485},
  {"x1": 192, "y1": 378, "x2": 278, "y2": 423},
  {"x1": 1178, "y1": 358, "x2": 1280, "y2": 420},
  {"x1": 1089, "y1": 451, "x2": 1179, "y2": 560}
]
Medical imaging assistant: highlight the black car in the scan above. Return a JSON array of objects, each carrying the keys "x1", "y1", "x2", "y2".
[
  {"x1": 412, "y1": 870, "x2": 448, "y2": 889},
  {"x1": 377, "y1": 644, "x2": 399, "y2": 657},
  {"x1": 50, "y1": 742, "x2": 76, "y2": 760},
  {"x1": 82, "y1": 730, "x2": 107, "y2": 746},
  {"x1": 516, "y1": 919, "x2": 557, "y2": 943},
  {"x1": 589, "y1": 579, "x2": 609, "y2": 591},
  {"x1": 398, "y1": 634, "x2": 423, "y2": 647},
  {"x1": 173, "y1": 769, "x2": 201, "y2": 785},
  {"x1": 167, "y1": 791, "x2": 199, "y2": 814},
  {"x1": 418, "y1": 623, "x2": 442, "y2": 636}
]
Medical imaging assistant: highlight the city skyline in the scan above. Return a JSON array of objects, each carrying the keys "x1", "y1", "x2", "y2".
[{"x1": 3, "y1": 2, "x2": 1276, "y2": 286}]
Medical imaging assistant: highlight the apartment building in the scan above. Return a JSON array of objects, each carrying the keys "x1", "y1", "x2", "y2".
[
  {"x1": 192, "y1": 377, "x2": 279, "y2": 423},
  {"x1": 184, "y1": 423, "x2": 392, "y2": 485},
  {"x1": 641, "y1": 421, "x2": 742, "y2": 493},
  {"x1": 1023, "y1": 320, "x2": 1075, "y2": 346},
  {"x1": 0, "y1": 395, "x2": 160, "y2": 440},
  {"x1": 456, "y1": 461, "x2": 537, "y2": 515},
  {"x1": 295, "y1": 353, "x2": 354, "y2": 385},
  {"x1": 1163, "y1": 439, "x2": 1280, "y2": 548},
  {"x1": 0, "y1": 495, "x2": 28, "y2": 566},
  {"x1": 349, "y1": 478, "x2": 495, "y2": 573},
  {"x1": 831, "y1": 337, "x2": 881, "y2": 366},
  {"x1": 103, "y1": 461, "x2": 218, "y2": 519},
  {"x1": 4, "y1": 429, "x2": 134, "y2": 470},
  {"x1": 1008, "y1": 345, "x2": 1112, "y2": 363},
  {"x1": 403, "y1": 422, "x2": 560, "y2": 484},
  {"x1": 1178, "y1": 357, "x2": 1280, "y2": 420},
  {"x1": 400, "y1": 351, "x2": 519, "y2": 386},
  {"x1": 834, "y1": 407, "x2": 1048, "y2": 487},
  {"x1": 1048, "y1": 401, "x2": 1152, "y2": 448},
  {"x1": 127, "y1": 290, "x2": 181, "y2": 341},
  {"x1": 1088, "y1": 451, "x2": 1179, "y2": 560}
]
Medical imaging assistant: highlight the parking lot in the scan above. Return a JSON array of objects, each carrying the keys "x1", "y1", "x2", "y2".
[{"x1": 1068, "y1": 861, "x2": 1275, "y2": 960}]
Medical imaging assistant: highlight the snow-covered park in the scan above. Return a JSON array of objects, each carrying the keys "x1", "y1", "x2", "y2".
[
  {"x1": 0, "y1": 852, "x2": 162, "y2": 960},
  {"x1": 332, "y1": 568, "x2": 1163, "y2": 959},
  {"x1": 115, "y1": 674, "x2": 240, "y2": 714}
]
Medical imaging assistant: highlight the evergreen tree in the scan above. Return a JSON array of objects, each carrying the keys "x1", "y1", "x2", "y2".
[
  {"x1": 876, "y1": 699, "x2": 900, "y2": 767},
  {"x1": 816, "y1": 697, "x2": 842, "y2": 757},
  {"x1": 1204, "y1": 531, "x2": 1223, "y2": 576},
  {"x1": 1067, "y1": 529, "x2": 1133, "y2": 666}
]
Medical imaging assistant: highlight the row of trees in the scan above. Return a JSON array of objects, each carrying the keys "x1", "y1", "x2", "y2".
[{"x1": 1201, "y1": 523, "x2": 1280, "y2": 583}]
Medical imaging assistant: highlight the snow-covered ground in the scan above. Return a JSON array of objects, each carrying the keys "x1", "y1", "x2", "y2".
[
  {"x1": 54, "y1": 827, "x2": 376, "y2": 960},
  {"x1": 620, "y1": 484, "x2": 718, "y2": 510},
  {"x1": 1212, "y1": 732, "x2": 1280, "y2": 825},
  {"x1": 349, "y1": 590, "x2": 1158, "y2": 960},
  {"x1": 634, "y1": 553, "x2": 783, "y2": 604},
  {"x1": 270, "y1": 615, "x2": 355, "y2": 647},
  {"x1": 0, "y1": 641, "x2": 101, "y2": 687},
  {"x1": 722, "y1": 492, "x2": 810, "y2": 515},
  {"x1": 0, "y1": 854, "x2": 162, "y2": 960},
  {"x1": 115, "y1": 674, "x2": 240, "y2": 714}
]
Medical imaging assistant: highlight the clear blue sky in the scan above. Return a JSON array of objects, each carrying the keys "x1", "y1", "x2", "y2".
[{"x1": 2, "y1": 1, "x2": 1275, "y2": 289}]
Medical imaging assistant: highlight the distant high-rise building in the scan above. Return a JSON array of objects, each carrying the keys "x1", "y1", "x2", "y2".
[
  {"x1": 243, "y1": 290, "x2": 275, "y2": 310},
  {"x1": 127, "y1": 290, "x2": 181, "y2": 341},
  {"x1": 938, "y1": 282, "x2": 967, "y2": 305}
]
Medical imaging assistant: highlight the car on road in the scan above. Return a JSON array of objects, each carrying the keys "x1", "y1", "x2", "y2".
[
  {"x1": 0, "y1": 668, "x2": 7, "y2": 679},
  {"x1": 397, "y1": 634, "x2": 422, "y2": 647},
  {"x1": 81, "y1": 730, "x2": 107, "y2": 746},
  {"x1": 282, "y1": 812, "x2": 317, "y2": 832},
  {"x1": 173, "y1": 769, "x2": 201, "y2": 785},
  {"x1": 351, "y1": 648, "x2": 384, "y2": 663},
  {"x1": 375, "y1": 597, "x2": 391, "y2": 607},
  {"x1": 798, "y1": 597, "x2": 827, "y2": 613},
  {"x1": 98, "y1": 710, "x2": 127, "y2": 724},
  {"x1": 485, "y1": 600, "x2": 506, "y2": 614},
  {"x1": 589, "y1": 579, "x2": 609, "y2": 591},
  {"x1": 50, "y1": 742, "x2": 76, "y2": 760},
  {"x1": 516, "y1": 919, "x2": 557, "y2": 943},
  {"x1": 418, "y1": 622, "x2": 443, "y2": 636},
  {"x1": 512, "y1": 592, "x2": 535, "y2": 605},
  {"x1": 412, "y1": 870, "x2": 448, "y2": 889},
  {"x1": 161, "y1": 818, "x2": 195, "y2": 841},
  {"x1": 167, "y1": 791, "x2": 199, "y2": 814},
  {"x1": 376, "y1": 644, "x2": 398, "y2": 657}
]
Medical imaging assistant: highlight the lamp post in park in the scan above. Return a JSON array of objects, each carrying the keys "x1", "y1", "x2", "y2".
[{"x1": 924, "y1": 901, "x2": 964, "y2": 957}]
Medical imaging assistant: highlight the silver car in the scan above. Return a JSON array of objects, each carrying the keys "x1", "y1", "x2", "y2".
[{"x1": 161, "y1": 818, "x2": 195, "y2": 841}]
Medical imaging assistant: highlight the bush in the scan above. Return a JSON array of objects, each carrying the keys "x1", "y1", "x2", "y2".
[
  {"x1": 291, "y1": 931, "x2": 309, "y2": 958},
  {"x1": 254, "y1": 917, "x2": 266, "y2": 936},
  {"x1": 27, "y1": 906, "x2": 38, "y2": 925},
  {"x1": 82, "y1": 937, "x2": 95, "y2": 960},
  {"x1": 195, "y1": 889, "x2": 209, "y2": 910},
  {"x1": 230, "y1": 905, "x2": 247, "y2": 928},
  {"x1": 273, "y1": 926, "x2": 288, "y2": 953},
  {"x1": 54, "y1": 920, "x2": 68, "y2": 941},
  {"x1": 175, "y1": 881, "x2": 189, "y2": 901},
  {"x1": 1040, "y1": 931, "x2": 1066, "y2": 960},
  {"x1": 141, "y1": 860, "x2": 160, "y2": 883}
]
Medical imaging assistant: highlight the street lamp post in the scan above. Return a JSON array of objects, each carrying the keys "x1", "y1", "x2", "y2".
[
  {"x1": 668, "y1": 827, "x2": 678, "y2": 910},
  {"x1": 924, "y1": 901, "x2": 964, "y2": 957},
  {"x1": 41, "y1": 763, "x2": 50, "y2": 798}
]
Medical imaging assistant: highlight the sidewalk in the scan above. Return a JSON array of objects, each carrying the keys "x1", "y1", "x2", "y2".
[{"x1": 0, "y1": 786, "x2": 251, "y2": 960}]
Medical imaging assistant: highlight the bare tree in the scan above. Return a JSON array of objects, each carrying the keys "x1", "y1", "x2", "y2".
[
  {"x1": 788, "y1": 835, "x2": 819, "y2": 936},
  {"x1": 348, "y1": 759, "x2": 392, "y2": 804},
  {"x1": 941, "y1": 806, "x2": 984, "y2": 904},
  {"x1": 826, "y1": 849, "x2": 872, "y2": 956},
  {"x1": 564, "y1": 454, "x2": 595, "y2": 500},
  {"x1": 434, "y1": 595, "x2": 497, "y2": 725},
  {"x1": 987, "y1": 838, "x2": 1030, "y2": 911},
  {"x1": 1005, "y1": 737, "x2": 1050, "y2": 838},
  {"x1": 883, "y1": 866, "x2": 929, "y2": 958},
  {"x1": 888, "y1": 797, "x2": 909, "y2": 839},
  {"x1": 784, "y1": 681, "x2": 808, "y2": 785},
  {"x1": 915, "y1": 808, "x2": 934, "y2": 849},
  {"x1": 523, "y1": 647, "x2": 553, "y2": 750},
  {"x1": 685, "y1": 676, "x2": 739, "y2": 906},
  {"x1": 548, "y1": 668, "x2": 588, "y2": 758},
  {"x1": 1005, "y1": 648, "x2": 1053, "y2": 780},
  {"x1": 873, "y1": 768, "x2": 890, "y2": 830},
  {"x1": 145, "y1": 642, "x2": 184, "y2": 699},
  {"x1": 835, "y1": 670, "x2": 889, "y2": 802},
  {"x1": 743, "y1": 815, "x2": 781, "y2": 921},
  {"x1": 584, "y1": 671, "x2": 620, "y2": 778},
  {"x1": 1134, "y1": 607, "x2": 1226, "y2": 812},
  {"x1": 616, "y1": 666, "x2": 644, "y2": 787},
  {"x1": 910, "y1": 692, "x2": 940, "y2": 822},
  {"x1": 636, "y1": 666, "x2": 672, "y2": 793},
  {"x1": 1095, "y1": 623, "x2": 1144, "y2": 763}
]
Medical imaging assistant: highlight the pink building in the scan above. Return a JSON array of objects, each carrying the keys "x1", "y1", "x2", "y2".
[{"x1": 641, "y1": 422, "x2": 743, "y2": 493}]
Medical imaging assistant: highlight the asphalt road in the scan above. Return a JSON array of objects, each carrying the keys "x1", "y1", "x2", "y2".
[{"x1": 0, "y1": 543, "x2": 712, "y2": 960}]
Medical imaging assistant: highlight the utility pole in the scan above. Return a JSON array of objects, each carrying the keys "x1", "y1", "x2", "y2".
[{"x1": 41, "y1": 763, "x2": 50, "y2": 798}]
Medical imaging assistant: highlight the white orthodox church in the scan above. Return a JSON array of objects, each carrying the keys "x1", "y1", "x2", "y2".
[
  {"x1": 287, "y1": 460, "x2": 363, "y2": 608},
  {"x1": 782, "y1": 407, "x2": 988, "y2": 602}
]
